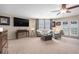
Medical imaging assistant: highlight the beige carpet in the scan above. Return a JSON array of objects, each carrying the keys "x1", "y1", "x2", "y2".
[{"x1": 8, "y1": 37, "x2": 79, "y2": 54}]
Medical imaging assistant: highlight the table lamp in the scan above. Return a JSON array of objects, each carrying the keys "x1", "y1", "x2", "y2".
[{"x1": 0, "y1": 27, "x2": 3, "y2": 32}]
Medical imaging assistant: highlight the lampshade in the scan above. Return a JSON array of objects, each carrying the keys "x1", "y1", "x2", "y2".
[{"x1": 0, "y1": 27, "x2": 3, "y2": 32}]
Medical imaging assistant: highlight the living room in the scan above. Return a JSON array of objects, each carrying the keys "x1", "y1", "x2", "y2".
[{"x1": 0, "y1": 4, "x2": 79, "y2": 54}]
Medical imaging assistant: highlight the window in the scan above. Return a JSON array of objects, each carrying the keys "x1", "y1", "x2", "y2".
[
  {"x1": 71, "y1": 21, "x2": 77, "y2": 24},
  {"x1": 39, "y1": 19, "x2": 50, "y2": 30},
  {"x1": 71, "y1": 28, "x2": 78, "y2": 35},
  {"x1": 63, "y1": 28, "x2": 69, "y2": 35},
  {"x1": 44, "y1": 20, "x2": 50, "y2": 29},
  {"x1": 39, "y1": 19, "x2": 44, "y2": 29}
]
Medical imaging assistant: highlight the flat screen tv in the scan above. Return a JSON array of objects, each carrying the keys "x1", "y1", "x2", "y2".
[{"x1": 14, "y1": 17, "x2": 29, "y2": 27}]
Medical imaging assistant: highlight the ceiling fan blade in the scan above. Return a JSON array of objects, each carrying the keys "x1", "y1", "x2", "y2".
[
  {"x1": 67, "y1": 5, "x2": 79, "y2": 9},
  {"x1": 57, "y1": 12, "x2": 60, "y2": 15},
  {"x1": 51, "y1": 10, "x2": 59, "y2": 12},
  {"x1": 66, "y1": 11, "x2": 71, "y2": 13}
]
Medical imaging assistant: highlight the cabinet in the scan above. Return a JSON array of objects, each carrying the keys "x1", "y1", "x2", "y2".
[
  {"x1": 16, "y1": 30, "x2": 29, "y2": 39},
  {"x1": 0, "y1": 30, "x2": 8, "y2": 54}
]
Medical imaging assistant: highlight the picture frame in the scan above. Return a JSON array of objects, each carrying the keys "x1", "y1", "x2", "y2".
[
  {"x1": 0, "y1": 16, "x2": 10, "y2": 25},
  {"x1": 56, "y1": 22, "x2": 61, "y2": 26}
]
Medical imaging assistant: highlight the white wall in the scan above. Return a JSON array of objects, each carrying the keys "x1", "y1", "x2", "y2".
[
  {"x1": 1, "y1": 13, "x2": 79, "y2": 39},
  {"x1": 0, "y1": 15, "x2": 36, "y2": 39},
  {"x1": 53, "y1": 15, "x2": 79, "y2": 37}
]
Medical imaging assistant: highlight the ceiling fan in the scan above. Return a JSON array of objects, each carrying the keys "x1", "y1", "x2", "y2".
[{"x1": 51, "y1": 4, "x2": 79, "y2": 15}]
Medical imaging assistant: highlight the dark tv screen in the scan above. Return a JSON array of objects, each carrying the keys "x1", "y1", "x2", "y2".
[{"x1": 14, "y1": 17, "x2": 29, "y2": 27}]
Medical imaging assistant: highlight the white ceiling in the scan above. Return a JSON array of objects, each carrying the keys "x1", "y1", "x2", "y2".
[{"x1": 0, "y1": 4, "x2": 79, "y2": 19}]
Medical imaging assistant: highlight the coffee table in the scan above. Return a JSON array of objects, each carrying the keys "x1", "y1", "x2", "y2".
[{"x1": 41, "y1": 34, "x2": 52, "y2": 41}]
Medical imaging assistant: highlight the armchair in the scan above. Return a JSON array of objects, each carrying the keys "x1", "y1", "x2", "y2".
[{"x1": 36, "y1": 29, "x2": 53, "y2": 37}]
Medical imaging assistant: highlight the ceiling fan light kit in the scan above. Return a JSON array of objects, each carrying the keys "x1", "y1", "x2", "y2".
[
  {"x1": 50, "y1": 4, "x2": 79, "y2": 15},
  {"x1": 60, "y1": 9, "x2": 67, "y2": 13}
]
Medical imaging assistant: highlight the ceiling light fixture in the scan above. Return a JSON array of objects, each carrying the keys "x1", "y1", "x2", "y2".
[{"x1": 60, "y1": 9, "x2": 67, "y2": 14}]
